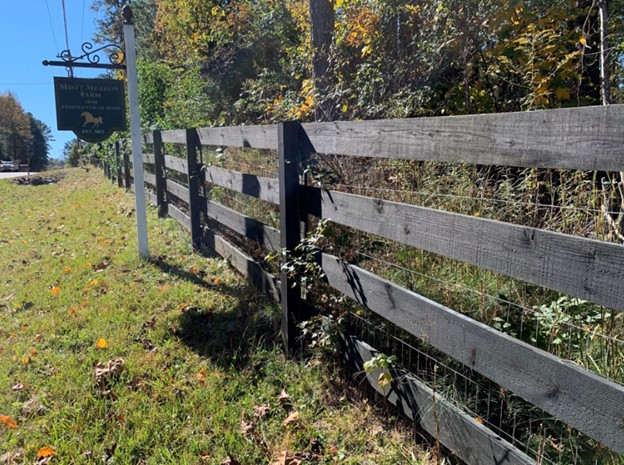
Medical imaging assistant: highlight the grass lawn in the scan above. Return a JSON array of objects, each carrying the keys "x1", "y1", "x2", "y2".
[{"x1": 0, "y1": 169, "x2": 435, "y2": 465}]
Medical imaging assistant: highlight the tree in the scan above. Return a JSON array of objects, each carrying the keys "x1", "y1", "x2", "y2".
[
  {"x1": 0, "y1": 92, "x2": 31, "y2": 162},
  {"x1": 27, "y1": 115, "x2": 53, "y2": 171},
  {"x1": 63, "y1": 139, "x2": 82, "y2": 167},
  {"x1": 309, "y1": 0, "x2": 336, "y2": 121}
]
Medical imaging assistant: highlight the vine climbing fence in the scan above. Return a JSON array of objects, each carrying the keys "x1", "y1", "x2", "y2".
[{"x1": 103, "y1": 104, "x2": 624, "y2": 465}]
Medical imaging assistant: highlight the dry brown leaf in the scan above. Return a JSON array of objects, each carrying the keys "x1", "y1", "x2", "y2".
[
  {"x1": 277, "y1": 389, "x2": 290, "y2": 404},
  {"x1": 270, "y1": 451, "x2": 301, "y2": 465},
  {"x1": 21, "y1": 396, "x2": 45, "y2": 418},
  {"x1": 253, "y1": 403, "x2": 270, "y2": 419},
  {"x1": 0, "y1": 451, "x2": 22, "y2": 464},
  {"x1": 240, "y1": 419, "x2": 254, "y2": 436},
  {"x1": 94, "y1": 359, "x2": 125, "y2": 382},
  {"x1": 222, "y1": 455, "x2": 241, "y2": 465},
  {"x1": 328, "y1": 444, "x2": 339, "y2": 457},
  {"x1": 282, "y1": 411, "x2": 300, "y2": 427}
]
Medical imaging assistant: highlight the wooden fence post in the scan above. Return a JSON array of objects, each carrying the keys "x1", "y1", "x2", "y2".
[
  {"x1": 278, "y1": 121, "x2": 302, "y2": 354},
  {"x1": 123, "y1": 145, "x2": 131, "y2": 189},
  {"x1": 153, "y1": 131, "x2": 167, "y2": 217},
  {"x1": 186, "y1": 128, "x2": 203, "y2": 251},
  {"x1": 115, "y1": 142, "x2": 123, "y2": 188}
]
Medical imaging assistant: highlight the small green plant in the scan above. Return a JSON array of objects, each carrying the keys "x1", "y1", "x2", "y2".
[
  {"x1": 299, "y1": 312, "x2": 346, "y2": 356},
  {"x1": 266, "y1": 218, "x2": 330, "y2": 292},
  {"x1": 363, "y1": 353, "x2": 398, "y2": 390}
]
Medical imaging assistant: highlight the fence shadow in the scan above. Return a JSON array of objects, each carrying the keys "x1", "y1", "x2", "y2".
[{"x1": 149, "y1": 256, "x2": 281, "y2": 369}]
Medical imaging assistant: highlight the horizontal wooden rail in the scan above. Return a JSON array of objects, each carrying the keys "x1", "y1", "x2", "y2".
[
  {"x1": 197, "y1": 125, "x2": 278, "y2": 149},
  {"x1": 302, "y1": 187, "x2": 624, "y2": 312},
  {"x1": 164, "y1": 155, "x2": 187, "y2": 174},
  {"x1": 205, "y1": 166, "x2": 280, "y2": 205},
  {"x1": 204, "y1": 230, "x2": 279, "y2": 301},
  {"x1": 168, "y1": 204, "x2": 191, "y2": 232},
  {"x1": 321, "y1": 253, "x2": 624, "y2": 453},
  {"x1": 146, "y1": 190, "x2": 157, "y2": 207},
  {"x1": 160, "y1": 129, "x2": 187, "y2": 144},
  {"x1": 206, "y1": 199, "x2": 280, "y2": 252},
  {"x1": 166, "y1": 180, "x2": 190, "y2": 205},
  {"x1": 144, "y1": 172, "x2": 156, "y2": 187},
  {"x1": 300, "y1": 104, "x2": 624, "y2": 170},
  {"x1": 343, "y1": 335, "x2": 534, "y2": 465}
]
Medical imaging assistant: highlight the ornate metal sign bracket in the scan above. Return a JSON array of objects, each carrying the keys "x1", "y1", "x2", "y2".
[{"x1": 43, "y1": 42, "x2": 126, "y2": 77}]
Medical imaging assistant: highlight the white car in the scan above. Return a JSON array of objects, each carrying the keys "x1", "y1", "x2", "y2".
[{"x1": 0, "y1": 161, "x2": 19, "y2": 172}]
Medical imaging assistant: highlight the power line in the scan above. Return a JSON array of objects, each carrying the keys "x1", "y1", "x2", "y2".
[
  {"x1": 81, "y1": 0, "x2": 86, "y2": 44},
  {"x1": 60, "y1": 0, "x2": 72, "y2": 77},
  {"x1": 61, "y1": 0, "x2": 71, "y2": 52},
  {"x1": 44, "y1": 0, "x2": 60, "y2": 53}
]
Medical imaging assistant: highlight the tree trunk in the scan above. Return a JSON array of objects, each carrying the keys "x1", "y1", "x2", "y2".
[
  {"x1": 598, "y1": 0, "x2": 611, "y2": 105},
  {"x1": 309, "y1": 0, "x2": 336, "y2": 122}
]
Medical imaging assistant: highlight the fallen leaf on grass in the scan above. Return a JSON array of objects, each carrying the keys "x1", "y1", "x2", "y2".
[
  {"x1": 253, "y1": 403, "x2": 270, "y2": 419},
  {"x1": 11, "y1": 383, "x2": 25, "y2": 391},
  {"x1": 194, "y1": 370, "x2": 206, "y2": 383},
  {"x1": 95, "y1": 338, "x2": 108, "y2": 349},
  {"x1": 50, "y1": 286, "x2": 60, "y2": 297},
  {"x1": 21, "y1": 396, "x2": 45, "y2": 417},
  {"x1": 270, "y1": 451, "x2": 302, "y2": 465},
  {"x1": 36, "y1": 446, "x2": 55, "y2": 459},
  {"x1": 68, "y1": 307, "x2": 76, "y2": 316},
  {"x1": 222, "y1": 455, "x2": 241, "y2": 465},
  {"x1": 63, "y1": 267, "x2": 71, "y2": 273},
  {"x1": 283, "y1": 411, "x2": 300, "y2": 427},
  {"x1": 278, "y1": 390, "x2": 290, "y2": 404},
  {"x1": 94, "y1": 359, "x2": 124, "y2": 382},
  {"x1": 34, "y1": 333, "x2": 43, "y2": 341},
  {"x1": 213, "y1": 277, "x2": 222, "y2": 285},
  {"x1": 328, "y1": 445, "x2": 338, "y2": 457},
  {"x1": 0, "y1": 415, "x2": 17, "y2": 429},
  {"x1": 30, "y1": 348, "x2": 37, "y2": 356},
  {"x1": 240, "y1": 419, "x2": 254, "y2": 436},
  {"x1": 0, "y1": 451, "x2": 22, "y2": 464},
  {"x1": 21, "y1": 357, "x2": 30, "y2": 365}
]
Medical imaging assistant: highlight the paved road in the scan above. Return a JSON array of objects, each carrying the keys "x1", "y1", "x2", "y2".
[{"x1": 0, "y1": 172, "x2": 31, "y2": 180}]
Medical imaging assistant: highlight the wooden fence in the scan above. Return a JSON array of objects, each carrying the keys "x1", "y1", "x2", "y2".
[{"x1": 103, "y1": 104, "x2": 624, "y2": 465}]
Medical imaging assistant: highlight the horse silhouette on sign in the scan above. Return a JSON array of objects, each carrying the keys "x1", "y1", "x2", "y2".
[{"x1": 81, "y1": 112, "x2": 103, "y2": 128}]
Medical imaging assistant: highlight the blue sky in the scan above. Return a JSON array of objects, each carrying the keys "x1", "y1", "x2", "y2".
[{"x1": 0, "y1": 1, "x2": 104, "y2": 159}]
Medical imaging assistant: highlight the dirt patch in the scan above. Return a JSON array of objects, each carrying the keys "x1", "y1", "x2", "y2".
[{"x1": 12, "y1": 173, "x2": 65, "y2": 186}]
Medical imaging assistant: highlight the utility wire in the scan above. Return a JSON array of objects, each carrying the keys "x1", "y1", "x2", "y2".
[
  {"x1": 81, "y1": 0, "x2": 86, "y2": 44},
  {"x1": 61, "y1": 0, "x2": 71, "y2": 53},
  {"x1": 60, "y1": 0, "x2": 73, "y2": 76},
  {"x1": 44, "y1": 0, "x2": 60, "y2": 53}
]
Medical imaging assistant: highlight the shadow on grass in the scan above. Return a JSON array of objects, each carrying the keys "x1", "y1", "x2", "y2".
[{"x1": 149, "y1": 255, "x2": 280, "y2": 369}]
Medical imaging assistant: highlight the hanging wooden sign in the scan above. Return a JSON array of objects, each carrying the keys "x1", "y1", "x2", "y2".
[{"x1": 54, "y1": 77, "x2": 126, "y2": 143}]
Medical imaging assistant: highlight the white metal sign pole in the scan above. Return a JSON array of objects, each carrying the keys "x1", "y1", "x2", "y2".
[{"x1": 122, "y1": 6, "x2": 148, "y2": 259}]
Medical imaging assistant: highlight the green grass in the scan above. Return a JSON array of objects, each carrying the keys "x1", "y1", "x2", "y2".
[{"x1": 0, "y1": 169, "x2": 436, "y2": 465}]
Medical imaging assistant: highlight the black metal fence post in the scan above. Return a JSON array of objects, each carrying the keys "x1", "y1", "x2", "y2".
[
  {"x1": 123, "y1": 145, "x2": 131, "y2": 189},
  {"x1": 153, "y1": 131, "x2": 167, "y2": 217},
  {"x1": 186, "y1": 128, "x2": 203, "y2": 251},
  {"x1": 115, "y1": 142, "x2": 123, "y2": 188},
  {"x1": 278, "y1": 121, "x2": 303, "y2": 354}
]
